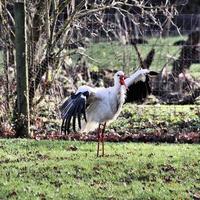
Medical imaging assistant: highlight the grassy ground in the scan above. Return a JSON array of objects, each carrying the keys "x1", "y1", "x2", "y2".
[
  {"x1": 86, "y1": 37, "x2": 182, "y2": 71},
  {"x1": 86, "y1": 36, "x2": 200, "y2": 78},
  {"x1": 0, "y1": 139, "x2": 199, "y2": 200}
]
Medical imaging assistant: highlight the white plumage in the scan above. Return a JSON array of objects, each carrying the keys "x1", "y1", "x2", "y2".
[{"x1": 60, "y1": 68, "x2": 149, "y2": 156}]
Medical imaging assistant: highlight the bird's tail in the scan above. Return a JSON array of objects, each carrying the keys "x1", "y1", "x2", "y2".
[{"x1": 81, "y1": 120, "x2": 99, "y2": 133}]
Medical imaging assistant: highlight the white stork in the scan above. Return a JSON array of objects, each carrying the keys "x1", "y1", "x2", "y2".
[{"x1": 60, "y1": 68, "x2": 150, "y2": 156}]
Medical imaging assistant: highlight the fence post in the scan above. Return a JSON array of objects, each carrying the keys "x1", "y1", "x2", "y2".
[{"x1": 14, "y1": 1, "x2": 30, "y2": 137}]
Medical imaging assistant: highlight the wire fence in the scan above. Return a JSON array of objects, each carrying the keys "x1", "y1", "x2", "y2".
[{"x1": 0, "y1": 13, "x2": 200, "y2": 137}]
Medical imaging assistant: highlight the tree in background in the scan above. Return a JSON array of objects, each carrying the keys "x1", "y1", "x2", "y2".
[{"x1": 0, "y1": 0, "x2": 185, "y2": 136}]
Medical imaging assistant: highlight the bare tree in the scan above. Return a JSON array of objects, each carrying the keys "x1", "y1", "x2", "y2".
[
  {"x1": 26, "y1": 0, "x2": 182, "y2": 103},
  {"x1": 0, "y1": 0, "x2": 184, "y2": 135}
]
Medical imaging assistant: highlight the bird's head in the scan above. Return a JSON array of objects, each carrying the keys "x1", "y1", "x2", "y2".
[{"x1": 114, "y1": 71, "x2": 127, "y2": 89}]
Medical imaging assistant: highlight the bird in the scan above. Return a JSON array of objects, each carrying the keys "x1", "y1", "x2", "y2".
[
  {"x1": 125, "y1": 75, "x2": 151, "y2": 103},
  {"x1": 60, "y1": 68, "x2": 150, "y2": 156}
]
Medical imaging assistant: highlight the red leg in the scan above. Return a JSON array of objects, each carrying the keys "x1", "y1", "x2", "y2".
[
  {"x1": 97, "y1": 124, "x2": 101, "y2": 157},
  {"x1": 102, "y1": 122, "x2": 106, "y2": 156}
]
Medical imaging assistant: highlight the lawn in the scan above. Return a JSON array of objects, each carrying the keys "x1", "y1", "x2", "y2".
[{"x1": 0, "y1": 139, "x2": 200, "y2": 199}]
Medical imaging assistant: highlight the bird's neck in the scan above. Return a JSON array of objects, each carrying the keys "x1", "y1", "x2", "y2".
[
  {"x1": 111, "y1": 84, "x2": 126, "y2": 118},
  {"x1": 114, "y1": 79, "x2": 120, "y2": 88},
  {"x1": 114, "y1": 82, "x2": 126, "y2": 92},
  {"x1": 113, "y1": 84, "x2": 127, "y2": 101}
]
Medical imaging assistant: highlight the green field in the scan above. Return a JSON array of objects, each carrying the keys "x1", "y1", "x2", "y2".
[
  {"x1": 86, "y1": 36, "x2": 200, "y2": 78},
  {"x1": 0, "y1": 139, "x2": 199, "y2": 199},
  {"x1": 0, "y1": 37, "x2": 200, "y2": 200}
]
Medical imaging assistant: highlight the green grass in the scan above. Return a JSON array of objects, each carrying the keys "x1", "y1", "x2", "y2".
[
  {"x1": 0, "y1": 139, "x2": 199, "y2": 199},
  {"x1": 86, "y1": 36, "x2": 200, "y2": 77},
  {"x1": 189, "y1": 64, "x2": 200, "y2": 78},
  {"x1": 86, "y1": 36, "x2": 182, "y2": 71}
]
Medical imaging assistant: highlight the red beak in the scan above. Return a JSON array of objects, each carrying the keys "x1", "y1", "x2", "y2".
[{"x1": 120, "y1": 75, "x2": 128, "y2": 90}]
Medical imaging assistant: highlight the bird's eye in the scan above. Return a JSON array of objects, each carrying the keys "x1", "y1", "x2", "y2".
[{"x1": 117, "y1": 74, "x2": 120, "y2": 77}]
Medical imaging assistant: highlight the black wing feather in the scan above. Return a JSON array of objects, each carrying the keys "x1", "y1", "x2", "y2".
[
  {"x1": 82, "y1": 102, "x2": 87, "y2": 122},
  {"x1": 125, "y1": 76, "x2": 151, "y2": 103},
  {"x1": 76, "y1": 102, "x2": 84, "y2": 129},
  {"x1": 60, "y1": 92, "x2": 88, "y2": 134},
  {"x1": 125, "y1": 71, "x2": 158, "y2": 103}
]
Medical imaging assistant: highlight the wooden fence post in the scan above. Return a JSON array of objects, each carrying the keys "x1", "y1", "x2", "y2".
[{"x1": 14, "y1": 1, "x2": 30, "y2": 137}]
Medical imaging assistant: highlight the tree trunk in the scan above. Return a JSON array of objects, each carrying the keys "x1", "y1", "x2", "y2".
[{"x1": 14, "y1": 1, "x2": 30, "y2": 137}]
